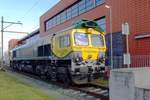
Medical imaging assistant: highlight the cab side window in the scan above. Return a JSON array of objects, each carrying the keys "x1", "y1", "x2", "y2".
[{"x1": 59, "y1": 35, "x2": 70, "y2": 48}]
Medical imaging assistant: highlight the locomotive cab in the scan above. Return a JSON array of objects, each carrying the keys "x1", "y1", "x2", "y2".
[
  {"x1": 51, "y1": 20, "x2": 106, "y2": 84},
  {"x1": 71, "y1": 29, "x2": 106, "y2": 84}
]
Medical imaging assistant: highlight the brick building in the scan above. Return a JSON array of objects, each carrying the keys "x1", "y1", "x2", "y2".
[
  {"x1": 40, "y1": 0, "x2": 150, "y2": 57},
  {"x1": 8, "y1": 39, "x2": 19, "y2": 50}
]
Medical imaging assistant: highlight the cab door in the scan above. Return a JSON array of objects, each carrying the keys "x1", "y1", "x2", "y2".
[{"x1": 52, "y1": 31, "x2": 72, "y2": 58}]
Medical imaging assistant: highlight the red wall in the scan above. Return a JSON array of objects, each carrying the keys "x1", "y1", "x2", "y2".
[
  {"x1": 130, "y1": 0, "x2": 150, "y2": 55},
  {"x1": 136, "y1": 38, "x2": 150, "y2": 55},
  {"x1": 40, "y1": 0, "x2": 150, "y2": 55}
]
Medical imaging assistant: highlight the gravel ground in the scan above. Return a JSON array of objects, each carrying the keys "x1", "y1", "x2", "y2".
[{"x1": 5, "y1": 70, "x2": 98, "y2": 100}]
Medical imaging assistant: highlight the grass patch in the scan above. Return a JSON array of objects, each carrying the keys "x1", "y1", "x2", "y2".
[{"x1": 0, "y1": 72, "x2": 54, "y2": 100}]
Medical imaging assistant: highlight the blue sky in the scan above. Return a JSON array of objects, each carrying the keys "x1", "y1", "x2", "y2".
[{"x1": 0, "y1": 0, "x2": 60, "y2": 52}]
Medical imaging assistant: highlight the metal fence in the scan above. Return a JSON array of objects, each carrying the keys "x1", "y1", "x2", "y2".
[
  {"x1": 130, "y1": 55, "x2": 150, "y2": 68},
  {"x1": 107, "y1": 55, "x2": 150, "y2": 68}
]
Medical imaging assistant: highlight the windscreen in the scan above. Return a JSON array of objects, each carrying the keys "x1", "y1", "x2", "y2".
[
  {"x1": 91, "y1": 34, "x2": 104, "y2": 47},
  {"x1": 74, "y1": 32, "x2": 88, "y2": 46}
]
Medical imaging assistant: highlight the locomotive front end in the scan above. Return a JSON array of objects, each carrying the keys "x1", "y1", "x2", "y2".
[
  {"x1": 70, "y1": 21, "x2": 106, "y2": 84},
  {"x1": 51, "y1": 20, "x2": 106, "y2": 85}
]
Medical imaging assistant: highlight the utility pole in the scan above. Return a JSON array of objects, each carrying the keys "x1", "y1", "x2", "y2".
[
  {"x1": 1, "y1": 16, "x2": 4, "y2": 68},
  {"x1": 105, "y1": 5, "x2": 113, "y2": 69},
  {"x1": 0, "y1": 16, "x2": 27, "y2": 69}
]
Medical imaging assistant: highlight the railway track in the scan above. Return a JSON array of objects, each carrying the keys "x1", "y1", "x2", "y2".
[
  {"x1": 9, "y1": 68, "x2": 109, "y2": 100},
  {"x1": 71, "y1": 84, "x2": 109, "y2": 100}
]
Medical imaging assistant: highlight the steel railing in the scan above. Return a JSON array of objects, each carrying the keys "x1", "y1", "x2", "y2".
[{"x1": 106, "y1": 55, "x2": 150, "y2": 68}]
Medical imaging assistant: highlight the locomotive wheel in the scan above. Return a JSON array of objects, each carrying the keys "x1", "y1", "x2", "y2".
[
  {"x1": 16, "y1": 63, "x2": 20, "y2": 71},
  {"x1": 63, "y1": 74, "x2": 71, "y2": 88},
  {"x1": 18, "y1": 65, "x2": 22, "y2": 71},
  {"x1": 18, "y1": 66, "x2": 22, "y2": 71},
  {"x1": 12, "y1": 63, "x2": 17, "y2": 71},
  {"x1": 51, "y1": 71, "x2": 57, "y2": 82},
  {"x1": 62, "y1": 68, "x2": 71, "y2": 87},
  {"x1": 40, "y1": 71, "x2": 46, "y2": 79},
  {"x1": 35, "y1": 65, "x2": 45, "y2": 79},
  {"x1": 49, "y1": 65, "x2": 57, "y2": 82},
  {"x1": 35, "y1": 65, "x2": 41, "y2": 76},
  {"x1": 46, "y1": 67, "x2": 52, "y2": 80}
]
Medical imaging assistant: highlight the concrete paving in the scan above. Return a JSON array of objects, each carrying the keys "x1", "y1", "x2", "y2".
[{"x1": 109, "y1": 67, "x2": 150, "y2": 100}]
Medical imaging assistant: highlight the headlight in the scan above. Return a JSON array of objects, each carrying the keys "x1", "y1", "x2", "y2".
[{"x1": 72, "y1": 52, "x2": 83, "y2": 63}]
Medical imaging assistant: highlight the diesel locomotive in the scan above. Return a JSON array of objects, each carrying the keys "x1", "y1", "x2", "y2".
[{"x1": 10, "y1": 19, "x2": 106, "y2": 85}]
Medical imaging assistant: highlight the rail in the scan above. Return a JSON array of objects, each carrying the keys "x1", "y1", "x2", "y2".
[{"x1": 72, "y1": 84, "x2": 109, "y2": 100}]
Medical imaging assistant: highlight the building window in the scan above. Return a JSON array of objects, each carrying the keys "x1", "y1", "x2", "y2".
[
  {"x1": 96, "y1": 17, "x2": 106, "y2": 32},
  {"x1": 60, "y1": 11, "x2": 66, "y2": 23},
  {"x1": 46, "y1": 20, "x2": 50, "y2": 31},
  {"x1": 71, "y1": 3, "x2": 79, "y2": 18},
  {"x1": 46, "y1": 19, "x2": 53, "y2": 31},
  {"x1": 45, "y1": 0, "x2": 105, "y2": 31},
  {"x1": 51, "y1": 17, "x2": 56, "y2": 28},
  {"x1": 95, "y1": 0, "x2": 105, "y2": 6},
  {"x1": 56, "y1": 15, "x2": 61, "y2": 25},
  {"x1": 78, "y1": 0, "x2": 86, "y2": 14},
  {"x1": 66, "y1": 8, "x2": 72, "y2": 20},
  {"x1": 85, "y1": 0, "x2": 94, "y2": 11},
  {"x1": 60, "y1": 35, "x2": 70, "y2": 48},
  {"x1": 52, "y1": 18, "x2": 55, "y2": 28}
]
